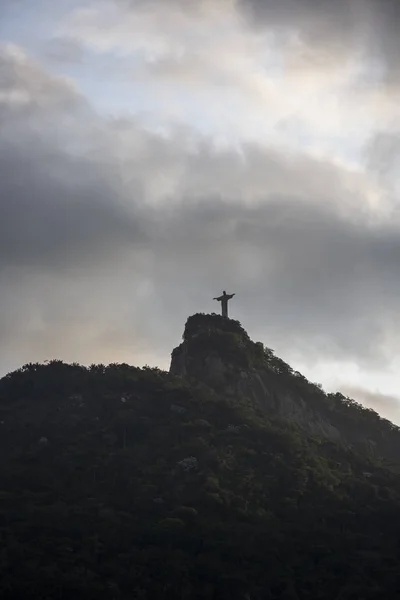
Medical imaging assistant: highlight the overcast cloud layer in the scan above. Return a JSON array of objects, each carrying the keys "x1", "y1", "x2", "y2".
[{"x1": 1, "y1": 0, "x2": 400, "y2": 423}]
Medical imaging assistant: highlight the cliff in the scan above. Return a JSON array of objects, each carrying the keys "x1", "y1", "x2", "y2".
[{"x1": 170, "y1": 313, "x2": 400, "y2": 464}]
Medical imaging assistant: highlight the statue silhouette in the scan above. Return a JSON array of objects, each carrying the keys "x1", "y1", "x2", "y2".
[{"x1": 213, "y1": 290, "x2": 235, "y2": 318}]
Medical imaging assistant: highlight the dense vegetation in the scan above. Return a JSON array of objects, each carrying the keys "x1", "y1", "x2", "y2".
[
  {"x1": 0, "y1": 319, "x2": 400, "y2": 598},
  {"x1": 173, "y1": 314, "x2": 400, "y2": 463}
]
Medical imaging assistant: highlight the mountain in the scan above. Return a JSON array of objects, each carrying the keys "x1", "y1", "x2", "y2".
[
  {"x1": 171, "y1": 313, "x2": 400, "y2": 464},
  {"x1": 0, "y1": 314, "x2": 399, "y2": 599}
]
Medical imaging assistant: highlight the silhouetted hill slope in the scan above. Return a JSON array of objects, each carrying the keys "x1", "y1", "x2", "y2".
[
  {"x1": 171, "y1": 313, "x2": 400, "y2": 464},
  {"x1": 0, "y1": 317, "x2": 399, "y2": 599}
]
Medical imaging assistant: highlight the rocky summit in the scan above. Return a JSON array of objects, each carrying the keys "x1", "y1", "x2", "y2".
[
  {"x1": 171, "y1": 313, "x2": 400, "y2": 464},
  {"x1": 0, "y1": 314, "x2": 400, "y2": 599}
]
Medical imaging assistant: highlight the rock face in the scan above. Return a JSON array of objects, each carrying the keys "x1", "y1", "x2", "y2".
[{"x1": 170, "y1": 313, "x2": 400, "y2": 462}]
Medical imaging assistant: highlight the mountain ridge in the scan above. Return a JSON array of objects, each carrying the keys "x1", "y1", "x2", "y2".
[
  {"x1": 0, "y1": 314, "x2": 400, "y2": 598},
  {"x1": 170, "y1": 313, "x2": 400, "y2": 466}
]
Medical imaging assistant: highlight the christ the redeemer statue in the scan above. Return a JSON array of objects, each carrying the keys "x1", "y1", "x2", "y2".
[{"x1": 213, "y1": 290, "x2": 235, "y2": 318}]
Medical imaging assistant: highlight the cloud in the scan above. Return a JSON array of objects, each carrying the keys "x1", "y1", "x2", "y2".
[
  {"x1": 239, "y1": 0, "x2": 400, "y2": 83},
  {"x1": 57, "y1": 0, "x2": 400, "y2": 164},
  {"x1": 0, "y1": 44, "x2": 81, "y2": 112},
  {"x1": 43, "y1": 36, "x2": 85, "y2": 64},
  {"x1": 0, "y1": 44, "x2": 147, "y2": 274},
  {"x1": 64, "y1": 0, "x2": 400, "y2": 91},
  {"x1": 340, "y1": 385, "x2": 400, "y2": 425},
  {"x1": 365, "y1": 131, "x2": 400, "y2": 190},
  {"x1": 0, "y1": 45, "x2": 154, "y2": 370},
  {"x1": 1, "y1": 40, "x2": 400, "y2": 421}
]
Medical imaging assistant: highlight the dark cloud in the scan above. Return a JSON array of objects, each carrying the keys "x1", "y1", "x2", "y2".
[
  {"x1": 150, "y1": 194, "x2": 400, "y2": 367},
  {"x1": 239, "y1": 0, "x2": 365, "y2": 42},
  {"x1": 0, "y1": 46, "x2": 146, "y2": 273},
  {"x1": 2, "y1": 43, "x2": 400, "y2": 392},
  {"x1": 0, "y1": 142, "x2": 145, "y2": 272},
  {"x1": 238, "y1": 0, "x2": 400, "y2": 82}
]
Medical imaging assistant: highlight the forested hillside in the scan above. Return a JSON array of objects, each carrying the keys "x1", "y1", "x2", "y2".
[
  {"x1": 0, "y1": 318, "x2": 400, "y2": 599},
  {"x1": 171, "y1": 314, "x2": 400, "y2": 463}
]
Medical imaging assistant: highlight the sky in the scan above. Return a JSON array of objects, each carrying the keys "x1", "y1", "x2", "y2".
[{"x1": 1, "y1": 0, "x2": 400, "y2": 424}]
